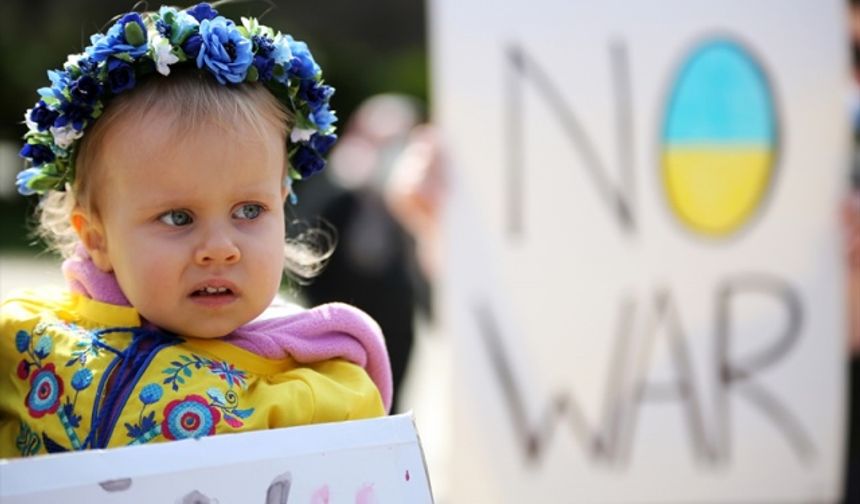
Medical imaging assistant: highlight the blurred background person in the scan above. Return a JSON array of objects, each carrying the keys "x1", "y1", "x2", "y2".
[{"x1": 294, "y1": 94, "x2": 433, "y2": 413}]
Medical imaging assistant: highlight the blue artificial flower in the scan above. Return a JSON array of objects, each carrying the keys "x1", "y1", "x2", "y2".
[
  {"x1": 287, "y1": 37, "x2": 320, "y2": 80},
  {"x1": 36, "y1": 71, "x2": 94, "y2": 132},
  {"x1": 310, "y1": 133, "x2": 337, "y2": 156},
  {"x1": 269, "y1": 34, "x2": 293, "y2": 85},
  {"x1": 156, "y1": 18, "x2": 172, "y2": 38},
  {"x1": 253, "y1": 54, "x2": 275, "y2": 82},
  {"x1": 18, "y1": 7, "x2": 337, "y2": 196},
  {"x1": 253, "y1": 35, "x2": 275, "y2": 57},
  {"x1": 310, "y1": 106, "x2": 337, "y2": 132},
  {"x1": 298, "y1": 80, "x2": 334, "y2": 111},
  {"x1": 15, "y1": 330, "x2": 30, "y2": 353},
  {"x1": 69, "y1": 75, "x2": 102, "y2": 105},
  {"x1": 182, "y1": 34, "x2": 203, "y2": 59},
  {"x1": 187, "y1": 3, "x2": 219, "y2": 22},
  {"x1": 139, "y1": 383, "x2": 164, "y2": 405},
  {"x1": 55, "y1": 99, "x2": 94, "y2": 131},
  {"x1": 107, "y1": 58, "x2": 136, "y2": 94},
  {"x1": 29, "y1": 101, "x2": 59, "y2": 131},
  {"x1": 15, "y1": 168, "x2": 41, "y2": 196},
  {"x1": 77, "y1": 56, "x2": 99, "y2": 76},
  {"x1": 37, "y1": 70, "x2": 72, "y2": 103},
  {"x1": 158, "y1": 6, "x2": 200, "y2": 46},
  {"x1": 71, "y1": 368, "x2": 93, "y2": 391},
  {"x1": 47, "y1": 69, "x2": 70, "y2": 89},
  {"x1": 196, "y1": 17, "x2": 253, "y2": 85},
  {"x1": 271, "y1": 34, "x2": 292, "y2": 63},
  {"x1": 252, "y1": 35, "x2": 276, "y2": 81},
  {"x1": 117, "y1": 12, "x2": 147, "y2": 37},
  {"x1": 87, "y1": 13, "x2": 148, "y2": 63},
  {"x1": 292, "y1": 144, "x2": 325, "y2": 177},
  {"x1": 19, "y1": 143, "x2": 55, "y2": 166}
]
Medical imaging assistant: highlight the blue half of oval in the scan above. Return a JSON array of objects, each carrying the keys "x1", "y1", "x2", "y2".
[{"x1": 664, "y1": 39, "x2": 775, "y2": 146}]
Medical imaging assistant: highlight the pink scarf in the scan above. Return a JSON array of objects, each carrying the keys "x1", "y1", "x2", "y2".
[{"x1": 61, "y1": 247, "x2": 392, "y2": 412}]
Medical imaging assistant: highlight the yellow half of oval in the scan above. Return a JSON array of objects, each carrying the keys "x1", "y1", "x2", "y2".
[{"x1": 662, "y1": 146, "x2": 773, "y2": 237}]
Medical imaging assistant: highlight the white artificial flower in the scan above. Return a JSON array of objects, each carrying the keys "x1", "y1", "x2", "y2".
[
  {"x1": 64, "y1": 53, "x2": 84, "y2": 71},
  {"x1": 242, "y1": 17, "x2": 260, "y2": 36},
  {"x1": 23, "y1": 109, "x2": 38, "y2": 131},
  {"x1": 152, "y1": 35, "x2": 180, "y2": 76},
  {"x1": 50, "y1": 125, "x2": 84, "y2": 149},
  {"x1": 290, "y1": 127, "x2": 315, "y2": 143}
]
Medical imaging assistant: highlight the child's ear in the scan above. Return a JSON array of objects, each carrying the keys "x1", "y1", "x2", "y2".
[{"x1": 71, "y1": 207, "x2": 113, "y2": 272}]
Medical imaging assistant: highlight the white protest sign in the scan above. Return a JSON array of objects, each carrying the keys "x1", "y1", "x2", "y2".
[
  {"x1": 431, "y1": 0, "x2": 850, "y2": 502},
  {"x1": 0, "y1": 414, "x2": 433, "y2": 503}
]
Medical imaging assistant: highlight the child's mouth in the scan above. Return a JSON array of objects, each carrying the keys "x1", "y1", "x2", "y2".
[
  {"x1": 191, "y1": 286, "x2": 234, "y2": 297},
  {"x1": 189, "y1": 285, "x2": 238, "y2": 308}
]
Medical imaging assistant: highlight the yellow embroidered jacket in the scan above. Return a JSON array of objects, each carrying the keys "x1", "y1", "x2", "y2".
[{"x1": 0, "y1": 287, "x2": 386, "y2": 458}]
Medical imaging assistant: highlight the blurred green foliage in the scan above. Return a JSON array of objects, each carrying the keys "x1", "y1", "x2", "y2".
[{"x1": 0, "y1": 0, "x2": 427, "y2": 251}]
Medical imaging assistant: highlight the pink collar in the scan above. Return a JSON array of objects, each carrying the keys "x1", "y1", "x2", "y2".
[{"x1": 62, "y1": 246, "x2": 392, "y2": 411}]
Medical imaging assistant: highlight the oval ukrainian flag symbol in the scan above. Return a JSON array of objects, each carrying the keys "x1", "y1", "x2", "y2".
[{"x1": 661, "y1": 38, "x2": 777, "y2": 238}]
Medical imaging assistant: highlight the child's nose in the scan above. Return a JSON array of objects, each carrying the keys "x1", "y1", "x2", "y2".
[{"x1": 194, "y1": 229, "x2": 241, "y2": 266}]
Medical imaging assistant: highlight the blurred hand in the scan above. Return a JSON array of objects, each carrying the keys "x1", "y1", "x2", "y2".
[
  {"x1": 845, "y1": 192, "x2": 860, "y2": 354},
  {"x1": 385, "y1": 125, "x2": 445, "y2": 281}
]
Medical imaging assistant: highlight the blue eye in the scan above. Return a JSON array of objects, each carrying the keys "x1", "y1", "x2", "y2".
[
  {"x1": 233, "y1": 203, "x2": 263, "y2": 220},
  {"x1": 159, "y1": 210, "x2": 193, "y2": 227}
]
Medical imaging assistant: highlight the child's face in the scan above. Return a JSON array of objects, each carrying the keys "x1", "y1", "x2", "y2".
[{"x1": 79, "y1": 109, "x2": 288, "y2": 338}]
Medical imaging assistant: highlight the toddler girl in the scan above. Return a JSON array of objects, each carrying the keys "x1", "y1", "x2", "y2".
[{"x1": 1, "y1": 3, "x2": 391, "y2": 458}]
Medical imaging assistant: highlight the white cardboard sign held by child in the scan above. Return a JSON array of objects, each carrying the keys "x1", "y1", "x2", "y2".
[
  {"x1": 0, "y1": 414, "x2": 433, "y2": 503},
  {"x1": 433, "y1": 0, "x2": 850, "y2": 501}
]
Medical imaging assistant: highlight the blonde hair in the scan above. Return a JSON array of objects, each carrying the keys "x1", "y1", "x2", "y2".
[{"x1": 35, "y1": 68, "x2": 333, "y2": 280}]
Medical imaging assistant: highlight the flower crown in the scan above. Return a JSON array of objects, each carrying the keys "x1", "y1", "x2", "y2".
[{"x1": 17, "y1": 2, "x2": 337, "y2": 196}]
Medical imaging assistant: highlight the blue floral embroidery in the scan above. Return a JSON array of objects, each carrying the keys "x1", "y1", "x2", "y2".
[
  {"x1": 71, "y1": 368, "x2": 93, "y2": 390},
  {"x1": 207, "y1": 360, "x2": 248, "y2": 389},
  {"x1": 206, "y1": 387, "x2": 255, "y2": 428},
  {"x1": 17, "y1": 325, "x2": 49, "y2": 368},
  {"x1": 24, "y1": 363, "x2": 65, "y2": 421},
  {"x1": 33, "y1": 333, "x2": 53, "y2": 358},
  {"x1": 66, "y1": 366, "x2": 94, "y2": 428},
  {"x1": 125, "y1": 411, "x2": 158, "y2": 443},
  {"x1": 160, "y1": 353, "x2": 255, "y2": 430},
  {"x1": 140, "y1": 383, "x2": 164, "y2": 404},
  {"x1": 61, "y1": 398, "x2": 81, "y2": 429},
  {"x1": 126, "y1": 384, "x2": 164, "y2": 445},
  {"x1": 17, "y1": 326, "x2": 64, "y2": 420},
  {"x1": 14, "y1": 322, "x2": 102, "y2": 453},
  {"x1": 162, "y1": 354, "x2": 209, "y2": 391},
  {"x1": 60, "y1": 330, "x2": 98, "y2": 449},
  {"x1": 15, "y1": 330, "x2": 30, "y2": 352},
  {"x1": 161, "y1": 394, "x2": 221, "y2": 440},
  {"x1": 132, "y1": 353, "x2": 257, "y2": 443},
  {"x1": 15, "y1": 330, "x2": 257, "y2": 453},
  {"x1": 65, "y1": 324, "x2": 105, "y2": 367}
]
